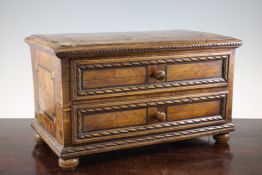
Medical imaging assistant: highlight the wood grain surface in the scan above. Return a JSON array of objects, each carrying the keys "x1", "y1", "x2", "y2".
[
  {"x1": 167, "y1": 60, "x2": 223, "y2": 81},
  {"x1": 167, "y1": 100, "x2": 221, "y2": 121},
  {"x1": 82, "y1": 66, "x2": 146, "y2": 89},
  {"x1": 83, "y1": 109, "x2": 146, "y2": 131}
]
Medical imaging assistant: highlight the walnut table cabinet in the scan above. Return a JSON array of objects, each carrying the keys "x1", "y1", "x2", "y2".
[{"x1": 25, "y1": 30, "x2": 242, "y2": 170}]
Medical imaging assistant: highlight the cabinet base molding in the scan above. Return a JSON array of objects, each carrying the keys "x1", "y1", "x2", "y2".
[{"x1": 32, "y1": 119, "x2": 234, "y2": 169}]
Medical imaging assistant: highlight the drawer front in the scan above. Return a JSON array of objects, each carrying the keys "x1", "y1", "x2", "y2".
[
  {"x1": 83, "y1": 109, "x2": 146, "y2": 131},
  {"x1": 82, "y1": 67, "x2": 146, "y2": 89},
  {"x1": 167, "y1": 61, "x2": 222, "y2": 82},
  {"x1": 167, "y1": 100, "x2": 221, "y2": 121},
  {"x1": 72, "y1": 93, "x2": 227, "y2": 144},
  {"x1": 72, "y1": 54, "x2": 229, "y2": 101}
]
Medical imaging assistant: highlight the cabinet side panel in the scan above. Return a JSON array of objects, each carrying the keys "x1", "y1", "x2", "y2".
[
  {"x1": 30, "y1": 47, "x2": 65, "y2": 145},
  {"x1": 225, "y1": 50, "x2": 235, "y2": 122},
  {"x1": 61, "y1": 58, "x2": 71, "y2": 145}
]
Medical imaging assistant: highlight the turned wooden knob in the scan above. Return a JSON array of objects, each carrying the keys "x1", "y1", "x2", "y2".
[
  {"x1": 152, "y1": 70, "x2": 166, "y2": 80},
  {"x1": 154, "y1": 111, "x2": 166, "y2": 122}
]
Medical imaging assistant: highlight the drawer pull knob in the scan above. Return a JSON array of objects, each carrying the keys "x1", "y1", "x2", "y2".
[
  {"x1": 153, "y1": 70, "x2": 166, "y2": 80},
  {"x1": 154, "y1": 112, "x2": 166, "y2": 122}
]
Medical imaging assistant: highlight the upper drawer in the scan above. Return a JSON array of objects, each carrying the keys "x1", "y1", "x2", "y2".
[{"x1": 71, "y1": 54, "x2": 229, "y2": 101}]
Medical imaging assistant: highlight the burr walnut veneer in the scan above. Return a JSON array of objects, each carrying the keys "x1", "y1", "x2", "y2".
[{"x1": 25, "y1": 30, "x2": 242, "y2": 170}]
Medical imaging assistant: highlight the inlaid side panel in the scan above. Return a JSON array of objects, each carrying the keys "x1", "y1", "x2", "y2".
[
  {"x1": 167, "y1": 60, "x2": 222, "y2": 81},
  {"x1": 82, "y1": 67, "x2": 146, "y2": 89},
  {"x1": 83, "y1": 109, "x2": 146, "y2": 131},
  {"x1": 167, "y1": 101, "x2": 221, "y2": 121},
  {"x1": 30, "y1": 48, "x2": 67, "y2": 145},
  {"x1": 37, "y1": 66, "x2": 55, "y2": 120}
]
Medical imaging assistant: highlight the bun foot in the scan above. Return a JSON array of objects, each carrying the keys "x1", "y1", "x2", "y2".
[
  {"x1": 213, "y1": 133, "x2": 230, "y2": 144},
  {"x1": 34, "y1": 133, "x2": 45, "y2": 144},
  {"x1": 59, "y1": 157, "x2": 79, "y2": 170}
]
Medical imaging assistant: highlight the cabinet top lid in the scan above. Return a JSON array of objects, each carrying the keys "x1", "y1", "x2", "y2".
[{"x1": 25, "y1": 30, "x2": 242, "y2": 58}]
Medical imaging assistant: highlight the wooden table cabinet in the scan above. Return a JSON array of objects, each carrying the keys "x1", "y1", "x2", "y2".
[{"x1": 25, "y1": 30, "x2": 242, "y2": 170}]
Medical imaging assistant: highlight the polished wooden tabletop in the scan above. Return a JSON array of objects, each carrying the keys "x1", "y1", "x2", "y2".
[{"x1": 0, "y1": 119, "x2": 261, "y2": 175}]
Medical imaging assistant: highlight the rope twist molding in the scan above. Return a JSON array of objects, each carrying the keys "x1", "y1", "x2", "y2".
[
  {"x1": 63, "y1": 123, "x2": 234, "y2": 154},
  {"x1": 79, "y1": 55, "x2": 227, "y2": 69},
  {"x1": 78, "y1": 94, "x2": 226, "y2": 114},
  {"x1": 55, "y1": 42, "x2": 242, "y2": 58},
  {"x1": 79, "y1": 116, "x2": 223, "y2": 139},
  {"x1": 79, "y1": 78, "x2": 226, "y2": 96}
]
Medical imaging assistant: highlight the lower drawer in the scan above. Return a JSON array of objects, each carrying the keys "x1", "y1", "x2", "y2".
[{"x1": 72, "y1": 92, "x2": 227, "y2": 144}]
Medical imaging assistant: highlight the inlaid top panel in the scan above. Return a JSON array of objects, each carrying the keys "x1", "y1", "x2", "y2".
[{"x1": 25, "y1": 30, "x2": 242, "y2": 58}]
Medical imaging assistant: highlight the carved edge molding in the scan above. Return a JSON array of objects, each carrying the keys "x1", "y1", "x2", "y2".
[
  {"x1": 79, "y1": 55, "x2": 227, "y2": 69},
  {"x1": 62, "y1": 123, "x2": 235, "y2": 158},
  {"x1": 55, "y1": 42, "x2": 242, "y2": 58},
  {"x1": 77, "y1": 94, "x2": 226, "y2": 139},
  {"x1": 79, "y1": 94, "x2": 226, "y2": 114},
  {"x1": 79, "y1": 78, "x2": 226, "y2": 96},
  {"x1": 79, "y1": 116, "x2": 223, "y2": 139},
  {"x1": 31, "y1": 120, "x2": 63, "y2": 156},
  {"x1": 77, "y1": 55, "x2": 228, "y2": 96}
]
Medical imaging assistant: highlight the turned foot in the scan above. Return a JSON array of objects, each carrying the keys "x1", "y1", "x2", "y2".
[
  {"x1": 213, "y1": 133, "x2": 230, "y2": 144},
  {"x1": 59, "y1": 157, "x2": 79, "y2": 170},
  {"x1": 34, "y1": 133, "x2": 45, "y2": 144}
]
